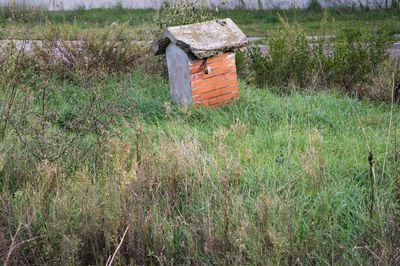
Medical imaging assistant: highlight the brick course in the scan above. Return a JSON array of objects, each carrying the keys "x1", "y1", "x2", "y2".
[{"x1": 190, "y1": 52, "x2": 239, "y2": 106}]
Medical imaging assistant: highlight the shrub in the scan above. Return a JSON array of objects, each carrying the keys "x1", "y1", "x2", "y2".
[
  {"x1": 0, "y1": 22, "x2": 161, "y2": 83},
  {"x1": 41, "y1": 23, "x2": 150, "y2": 79},
  {"x1": 236, "y1": 50, "x2": 253, "y2": 82},
  {"x1": 0, "y1": 23, "x2": 150, "y2": 171},
  {"x1": 0, "y1": 69, "x2": 136, "y2": 174},
  {"x1": 0, "y1": 1, "x2": 45, "y2": 23},
  {"x1": 152, "y1": 0, "x2": 215, "y2": 77},
  {"x1": 354, "y1": 58, "x2": 400, "y2": 101},
  {"x1": 326, "y1": 23, "x2": 390, "y2": 91},
  {"x1": 249, "y1": 19, "x2": 311, "y2": 89},
  {"x1": 248, "y1": 18, "x2": 393, "y2": 100},
  {"x1": 307, "y1": 0, "x2": 322, "y2": 11},
  {"x1": 154, "y1": 0, "x2": 215, "y2": 31}
]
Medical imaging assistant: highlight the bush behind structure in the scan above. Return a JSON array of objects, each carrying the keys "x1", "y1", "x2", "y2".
[
  {"x1": 248, "y1": 17, "x2": 398, "y2": 101},
  {"x1": 155, "y1": 0, "x2": 215, "y2": 32}
]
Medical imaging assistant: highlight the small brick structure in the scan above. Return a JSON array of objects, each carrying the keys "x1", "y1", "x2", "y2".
[
  {"x1": 190, "y1": 52, "x2": 238, "y2": 106},
  {"x1": 152, "y1": 18, "x2": 248, "y2": 106}
]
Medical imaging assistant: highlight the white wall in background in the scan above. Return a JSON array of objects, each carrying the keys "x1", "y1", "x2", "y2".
[{"x1": 0, "y1": 0, "x2": 395, "y2": 10}]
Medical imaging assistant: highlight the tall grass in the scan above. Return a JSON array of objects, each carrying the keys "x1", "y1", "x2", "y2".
[
  {"x1": 246, "y1": 17, "x2": 399, "y2": 101},
  {"x1": 0, "y1": 5, "x2": 399, "y2": 265},
  {"x1": 1, "y1": 5, "x2": 400, "y2": 39},
  {"x1": 0, "y1": 69, "x2": 399, "y2": 264}
]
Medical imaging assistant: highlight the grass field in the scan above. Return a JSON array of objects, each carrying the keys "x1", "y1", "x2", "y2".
[
  {"x1": 1, "y1": 4, "x2": 400, "y2": 265},
  {"x1": 1, "y1": 7, "x2": 400, "y2": 39},
  {"x1": 1, "y1": 69, "x2": 399, "y2": 264}
]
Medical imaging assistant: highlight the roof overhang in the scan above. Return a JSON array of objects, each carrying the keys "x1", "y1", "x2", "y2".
[{"x1": 151, "y1": 18, "x2": 249, "y2": 59}]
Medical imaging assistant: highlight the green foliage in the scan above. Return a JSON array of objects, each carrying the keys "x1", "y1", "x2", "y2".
[
  {"x1": 249, "y1": 18, "x2": 393, "y2": 99},
  {"x1": 0, "y1": 66, "x2": 136, "y2": 169},
  {"x1": 1, "y1": 7, "x2": 400, "y2": 40},
  {"x1": 0, "y1": 23, "x2": 155, "y2": 170},
  {"x1": 235, "y1": 50, "x2": 252, "y2": 82},
  {"x1": 155, "y1": 0, "x2": 215, "y2": 31},
  {"x1": 0, "y1": 6, "x2": 399, "y2": 265},
  {"x1": 391, "y1": 0, "x2": 400, "y2": 10},
  {"x1": 1, "y1": 71, "x2": 399, "y2": 264},
  {"x1": 307, "y1": 0, "x2": 322, "y2": 11},
  {"x1": 0, "y1": 1, "x2": 45, "y2": 23},
  {"x1": 327, "y1": 23, "x2": 390, "y2": 90},
  {"x1": 4, "y1": 22, "x2": 160, "y2": 82},
  {"x1": 250, "y1": 18, "x2": 310, "y2": 88}
]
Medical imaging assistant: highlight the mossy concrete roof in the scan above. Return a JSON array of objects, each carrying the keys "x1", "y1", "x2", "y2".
[{"x1": 152, "y1": 18, "x2": 248, "y2": 59}]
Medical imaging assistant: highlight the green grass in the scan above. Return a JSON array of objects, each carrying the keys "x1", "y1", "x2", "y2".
[
  {"x1": 1, "y1": 70, "x2": 399, "y2": 264},
  {"x1": 1, "y1": 7, "x2": 400, "y2": 39},
  {"x1": 219, "y1": 8, "x2": 400, "y2": 36}
]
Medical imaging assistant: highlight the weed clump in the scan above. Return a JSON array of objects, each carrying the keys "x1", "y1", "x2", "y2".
[
  {"x1": 34, "y1": 23, "x2": 157, "y2": 81},
  {"x1": 247, "y1": 18, "x2": 396, "y2": 101},
  {"x1": 327, "y1": 24, "x2": 390, "y2": 91},
  {"x1": 307, "y1": 0, "x2": 322, "y2": 11},
  {"x1": 155, "y1": 0, "x2": 215, "y2": 31},
  {"x1": 0, "y1": 1, "x2": 45, "y2": 23},
  {"x1": 250, "y1": 19, "x2": 310, "y2": 88},
  {"x1": 0, "y1": 22, "x2": 147, "y2": 175}
]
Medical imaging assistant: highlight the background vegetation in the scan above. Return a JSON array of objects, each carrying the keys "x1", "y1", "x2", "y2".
[
  {"x1": 1, "y1": 2, "x2": 400, "y2": 39},
  {"x1": 245, "y1": 16, "x2": 399, "y2": 100},
  {"x1": 0, "y1": 1, "x2": 399, "y2": 265}
]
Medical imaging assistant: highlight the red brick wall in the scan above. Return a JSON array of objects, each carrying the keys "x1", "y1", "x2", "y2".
[{"x1": 189, "y1": 52, "x2": 239, "y2": 106}]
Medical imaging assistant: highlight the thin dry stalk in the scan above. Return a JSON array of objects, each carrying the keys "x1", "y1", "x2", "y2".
[
  {"x1": 222, "y1": 175, "x2": 230, "y2": 251},
  {"x1": 4, "y1": 223, "x2": 44, "y2": 266},
  {"x1": 395, "y1": 121, "x2": 398, "y2": 163},
  {"x1": 135, "y1": 121, "x2": 142, "y2": 169},
  {"x1": 105, "y1": 226, "x2": 129, "y2": 266},
  {"x1": 1, "y1": 40, "x2": 28, "y2": 137},
  {"x1": 368, "y1": 152, "x2": 377, "y2": 219},
  {"x1": 381, "y1": 65, "x2": 397, "y2": 180},
  {"x1": 351, "y1": 106, "x2": 372, "y2": 152}
]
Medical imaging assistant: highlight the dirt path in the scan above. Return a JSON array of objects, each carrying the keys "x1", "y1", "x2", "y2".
[{"x1": 1, "y1": 39, "x2": 399, "y2": 57}]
